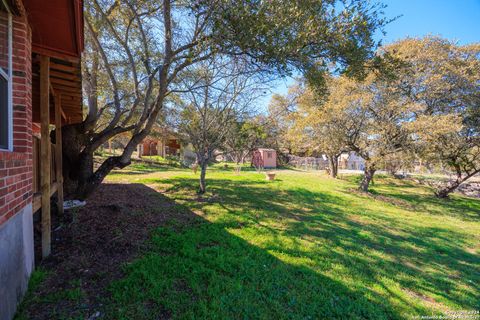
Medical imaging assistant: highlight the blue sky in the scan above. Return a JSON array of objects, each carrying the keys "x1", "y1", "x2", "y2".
[
  {"x1": 258, "y1": 0, "x2": 480, "y2": 111},
  {"x1": 380, "y1": 0, "x2": 480, "y2": 45}
]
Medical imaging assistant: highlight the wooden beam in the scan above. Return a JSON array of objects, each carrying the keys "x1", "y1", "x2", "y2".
[
  {"x1": 32, "y1": 46, "x2": 81, "y2": 64},
  {"x1": 33, "y1": 86, "x2": 82, "y2": 98},
  {"x1": 40, "y1": 55, "x2": 51, "y2": 258},
  {"x1": 50, "y1": 70, "x2": 81, "y2": 81},
  {"x1": 33, "y1": 182, "x2": 59, "y2": 213},
  {"x1": 50, "y1": 85, "x2": 82, "y2": 97},
  {"x1": 56, "y1": 101, "x2": 79, "y2": 108},
  {"x1": 61, "y1": 108, "x2": 67, "y2": 121},
  {"x1": 49, "y1": 77, "x2": 82, "y2": 88},
  {"x1": 49, "y1": 80, "x2": 55, "y2": 96},
  {"x1": 55, "y1": 94, "x2": 64, "y2": 215},
  {"x1": 50, "y1": 62, "x2": 78, "y2": 73},
  {"x1": 61, "y1": 95, "x2": 82, "y2": 102}
]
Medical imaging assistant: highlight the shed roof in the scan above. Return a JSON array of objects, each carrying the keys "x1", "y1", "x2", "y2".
[{"x1": 257, "y1": 148, "x2": 276, "y2": 152}]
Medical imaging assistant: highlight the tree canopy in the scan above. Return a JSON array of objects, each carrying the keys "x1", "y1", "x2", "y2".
[
  {"x1": 64, "y1": 0, "x2": 387, "y2": 199},
  {"x1": 271, "y1": 36, "x2": 480, "y2": 196}
]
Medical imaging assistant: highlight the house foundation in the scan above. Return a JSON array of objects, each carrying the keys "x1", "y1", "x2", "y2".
[{"x1": 0, "y1": 204, "x2": 34, "y2": 320}]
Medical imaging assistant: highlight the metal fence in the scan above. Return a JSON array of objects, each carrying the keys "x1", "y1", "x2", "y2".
[{"x1": 287, "y1": 155, "x2": 329, "y2": 171}]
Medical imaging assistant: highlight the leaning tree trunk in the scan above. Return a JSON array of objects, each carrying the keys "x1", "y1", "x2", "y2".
[
  {"x1": 328, "y1": 155, "x2": 339, "y2": 178},
  {"x1": 57, "y1": 123, "x2": 134, "y2": 200},
  {"x1": 359, "y1": 164, "x2": 376, "y2": 192},
  {"x1": 435, "y1": 171, "x2": 478, "y2": 199},
  {"x1": 435, "y1": 184, "x2": 458, "y2": 199},
  {"x1": 198, "y1": 160, "x2": 208, "y2": 194}
]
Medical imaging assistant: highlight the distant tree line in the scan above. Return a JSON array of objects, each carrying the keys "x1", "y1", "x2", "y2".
[{"x1": 269, "y1": 37, "x2": 480, "y2": 197}]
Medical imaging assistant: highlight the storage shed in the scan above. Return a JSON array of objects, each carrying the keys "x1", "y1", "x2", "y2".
[{"x1": 252, "y1": 148, "x2": 277, "y2": 169}]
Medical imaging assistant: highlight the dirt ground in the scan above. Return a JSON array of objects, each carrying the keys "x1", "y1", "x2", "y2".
[{"x1": 21, "y1": 183, "x2": 197, "y2": 320}]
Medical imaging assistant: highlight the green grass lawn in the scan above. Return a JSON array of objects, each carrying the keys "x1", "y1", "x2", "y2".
[{"x1": 101, "y1": 163, "x2": 480, "y2": 319}]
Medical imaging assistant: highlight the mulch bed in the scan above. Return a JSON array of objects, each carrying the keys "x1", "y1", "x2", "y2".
[{"x1": 22, "y1": 183, "x2": 198, "y2": 320}]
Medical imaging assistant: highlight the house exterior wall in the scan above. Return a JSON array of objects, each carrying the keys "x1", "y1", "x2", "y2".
[
  {"x1": 156, "y1": 140, "x2": 165, "y2": 157},
  {"x1": 0, "y1": 9, "x2": 33, "y2": 223},
  {"x1": 338, "y1": 152, "x2": 365, "y2": 170},
  {"x1": 139, "y1": 140, "x2": 158, "y2": 156},
  {"x1": 139, "y1": 137, "x2": 181, "y2": 157},
  {"x1": 0, "y1": 203, "x2": 34, "y2": 320},
  {"x1": 0, "y1": 8, "x2": 34, "y2": 320}
]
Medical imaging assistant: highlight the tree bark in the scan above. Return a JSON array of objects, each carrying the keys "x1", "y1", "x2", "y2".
[
  {"x1": 435, "y1": 184, "x2": 458, "y2": 199},
  {"x1": 59, "y1": 123, "x2": 132, "y2": 200},
  {"x1": 328, "y1": 154, "x2": 339, "y2": 178},
  {"x1": 57, "y1": 123, "x2": 91, "y2": 200},
  {"x1": 359, "y1": 164, "x2": 376, "y2": 192},
  {"x1": 199, "y1": 160, "x2": 208, "y2": 194},
  {"x1": 435, "y1": 171, "x2": 478, "y2": 198}
]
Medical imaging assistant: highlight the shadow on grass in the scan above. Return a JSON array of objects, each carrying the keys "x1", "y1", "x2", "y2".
[
  {"x1": 109, "y1": 163, "x2": 175, "y2": 175},
  {"x1": 19, "y1": 173, "x2": 479, "y2": 319},
  {"x1": 378, "y1": 189, "x2": 480, "y2": 222},
  {"x1": 104, "y1": 184, "x2": 401, "y2": 320},
  {"x1": 159, "y1": 176, "x2": 480, "y2": 315},
  {"x1": 17, "y1": 183, "x2": 403, "y2": 320},
  {"x1": 340, "y1": 175, "x2": 480, "y2": 222},
  {"x1": 370, "y1": 178, "x2": 480, "y2": 222}
]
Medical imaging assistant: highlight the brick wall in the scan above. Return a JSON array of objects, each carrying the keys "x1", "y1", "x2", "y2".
[{"x1": 0, "y1": 11, "x2": 33, "y2": 225}]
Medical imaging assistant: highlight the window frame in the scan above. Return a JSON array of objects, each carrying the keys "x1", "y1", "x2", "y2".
[{"x1": 0, "y1": 0, "x2": 12, "y2": 152}]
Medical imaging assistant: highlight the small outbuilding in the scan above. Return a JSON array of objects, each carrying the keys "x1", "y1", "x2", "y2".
[
  {"x1": 137, "y1": 127, "x2": 182, "y2": 158},
  {"x1": 138, "y1": 137, "x2": 159, "y2": 156},
  {"x1": 252, "y1": 148, "x2": 277, "y2": 169}
]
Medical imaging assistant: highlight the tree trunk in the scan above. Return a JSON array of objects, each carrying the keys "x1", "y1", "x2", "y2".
[
  {"x1": 57, "y1": 123, "x2": 91, "y2": 200},
  {"x1": 435, "y1": 184, "x2": 458, "y2": 199},
  {"x1": 359, "y1": 164, "x2": 376, "y2": 192},
  {"x1": 328, "y1": 155, "x2": 338, "y2": 178},
  {"x1": 199, "y1": 160, "x2": 208, "y2": 194},
  {"x1": 435, "y1": 171, "x2": 478, "y2": 198},
  {"x1": 59, "y1": 123, "x2": 132, "y2": 200}
]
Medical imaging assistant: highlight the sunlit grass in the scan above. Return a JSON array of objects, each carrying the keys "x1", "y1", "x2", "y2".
[{"x1": 104, "y1": 164, "x2": 480, "y2": 319}]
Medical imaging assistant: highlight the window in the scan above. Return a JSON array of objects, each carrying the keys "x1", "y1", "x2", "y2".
[
  {"x1": 267, "y1": 151, "x2": 272, "y2": 159},
  {"x1": 0, "y1": 1, "x2": 12, "y2": 151}
]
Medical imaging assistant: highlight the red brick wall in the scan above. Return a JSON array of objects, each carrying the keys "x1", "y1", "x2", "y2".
[{"x1": 0, "y1": 11, "x2": 33, "y2": 225}]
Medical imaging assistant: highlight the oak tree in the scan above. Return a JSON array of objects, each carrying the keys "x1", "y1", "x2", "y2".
[
  {"x1": 63, "y1": 0, "x2": 387, "y2": 199},
  {"x1": 389, "y1": 37, "x2": 480, "y2": 197}
]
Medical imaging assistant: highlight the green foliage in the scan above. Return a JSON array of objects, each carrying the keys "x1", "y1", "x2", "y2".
[
  {"x1": 386, "y1": 37, "x2": 480, "y2": 195},
  {"x1": 71, "y1": 0, "x2": 390, "y2": 199},
  {"x1": 211, "y1": 0, "x2": 389, "y2": 88},
  {"x1": 283, "y1": 36, "x2": 480, "y2": 193},
  {"x1": 223, "y1": 119, "x2": 267, "y2": 163}
]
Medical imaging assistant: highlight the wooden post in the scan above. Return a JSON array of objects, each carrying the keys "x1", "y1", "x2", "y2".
[
  {"x1": 55, "y1": 94, "x2": 64, "y2": 215},
  {"x1": 162, "y1": 137, "x2": 166, "y2": 158},
  {"x1": 40, "y1": 55, "x2": 51, "y2": 258}
]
